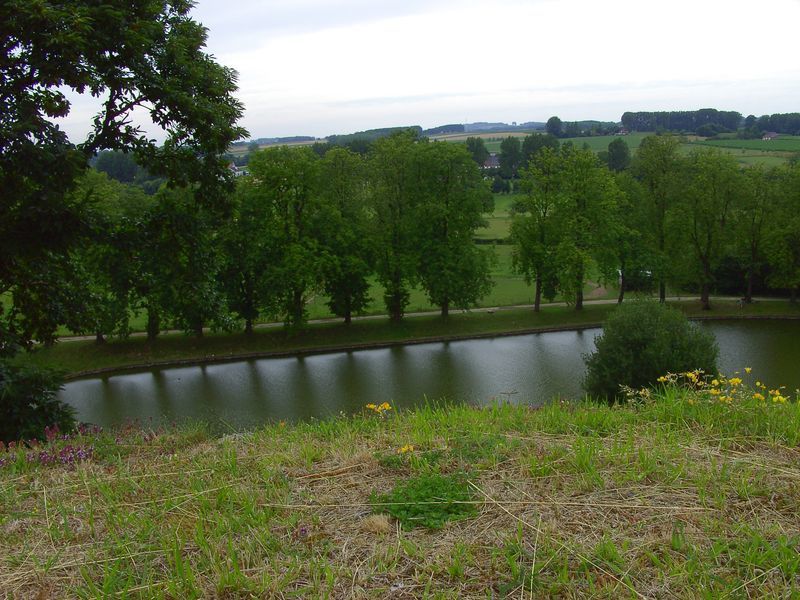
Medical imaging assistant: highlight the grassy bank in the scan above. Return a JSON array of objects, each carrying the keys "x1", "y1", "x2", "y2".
[
  {"x1": 2, "y1": 380, "x2": 800, "y2": 597},
  {"x1": 19, "y1": 299, "x2": 800, "y2": 377}
]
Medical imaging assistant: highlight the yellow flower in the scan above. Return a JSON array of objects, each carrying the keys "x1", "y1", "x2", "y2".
[
  {"x1": 721, "y1": 395, "x2": 733, "y2": 404},
  {"x1": 657, "y1": 375, "x2": 668, "y2": 383},
  {"x1": 366, "y1": 403, "x2": 377, "y2": 410},
  {"x1": 397, "y1": 444, "x2": 414, "y2": 454},
  {"x1": 745, "y1": 367, "x2": 752, "y2": 374},
  {"x1": 709, "y1": 388, "x2": 721, "y2": 396},
  {"x1": 729, "y1": 377, "x2": 742, "y2": 387},
  {"x1": 755, "y1": 381, "x2": 762, "y2": 388},
  {"x1": 711, "y1": 379, "x2": 720, "y2": 387},
  {"x1": 753, "y1": 393, "x2": 765, "y2": 401},
  {"x1": 379, "y1": 402, "x2": 392, "y2": 411}
]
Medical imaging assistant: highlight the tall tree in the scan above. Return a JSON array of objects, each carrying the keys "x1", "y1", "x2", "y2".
[
  {"x1": 632, "y1": 135, "x2": 682, "y2": 302},
  {"x1": 610, "y1": 173, "x2": 655, "y2": 303},
  {"x1": 511, "y1": 147, "x2": 562, "y2": 311},
  {"x1": 765, "y1": 164, "x2": 800, "y2": 302},
  {"x1": 369, "y1": 133, "x2": 421, "y2": 321},
  {"x1": 546, "y1": 116, "x2": 563, "y2": 138},
  {"x1": 317, "y1": 148, "x2": 373, "y2": 324},
  {"x1": 247, "y1": 147, "x2": 325, "y2": 328},
  {"x1": 465, "y1": 137, "x2": 489, "y2": 167},
  {"x1": 219, "y1": 178, "x2": 282, "y2": 334},
  {"x1": 675, "y1": 150, "x2": 742, "y2": 310},
  {"x1": 415, "y1": 143, "x2": 493, "y2": 317},
  {"x1": 606, "y1": 138, "x2": 631, "y2": 172},
  {"x1": 499, "y1": 136, "x2": 523, "y2": 179},
  {"x1": 733, "y1": 165, "x2": 776, "y2": 303},
  {"x1": 1, "y1": 0, "x2": 246, "y2": 351},
  {"x1": 552, "y1": 146, "x2": 621, "y2": 310},
  {"x1": 137, "y1": 187, "x2": 231, "y2": 337}
]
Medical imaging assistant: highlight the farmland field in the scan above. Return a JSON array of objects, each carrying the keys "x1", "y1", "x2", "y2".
[{"x1": 691, "y1": 135, "x2": 800, "y2": 153}]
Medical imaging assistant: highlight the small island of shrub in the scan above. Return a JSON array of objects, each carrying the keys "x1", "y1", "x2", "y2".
[{"x1": 584, "y1": 300, "x2": 719, "y2": 400}]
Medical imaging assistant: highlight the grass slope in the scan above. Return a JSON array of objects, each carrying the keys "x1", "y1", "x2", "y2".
[{"x1": 3, "y1": 382, "x2": 800, "y2": 597}]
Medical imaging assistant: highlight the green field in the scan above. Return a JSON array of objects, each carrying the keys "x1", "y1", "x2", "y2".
[{"x1": 692, "y1": 135, "x2": 800, "y2": 153}]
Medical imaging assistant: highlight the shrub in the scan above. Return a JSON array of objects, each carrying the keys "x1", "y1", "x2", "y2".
[
  {"x1": 0, "y1": 360, "x2": 74, "y2": 443},
  {"x1": 583, "y1": 301, "x2": 718, "y2": 401}
]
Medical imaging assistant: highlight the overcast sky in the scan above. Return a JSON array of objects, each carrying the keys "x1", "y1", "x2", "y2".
[{"x1": 61, "y1": 0, "x2": 800, "y2": 141}]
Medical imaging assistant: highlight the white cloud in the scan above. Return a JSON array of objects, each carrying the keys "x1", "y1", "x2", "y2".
[{"x1": 57, "y1": 0, "x2": 800, "y2": 140}]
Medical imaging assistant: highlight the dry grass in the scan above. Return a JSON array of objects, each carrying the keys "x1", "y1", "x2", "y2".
[{"x1": 2, "y1": 393, "x2": 800, "y2": 598}]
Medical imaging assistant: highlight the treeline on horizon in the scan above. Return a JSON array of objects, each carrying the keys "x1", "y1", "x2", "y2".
[
  {"x1": 228, "y1": 110, "x2": 800, "y2": 164},
  {"x1": 622, "y1": 110, "x2": 800, "y2": 137}
]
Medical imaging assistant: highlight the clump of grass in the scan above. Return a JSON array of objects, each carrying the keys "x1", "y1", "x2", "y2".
[{"x1": 371, "y1": 472, "x2": 478, "y2": 530}]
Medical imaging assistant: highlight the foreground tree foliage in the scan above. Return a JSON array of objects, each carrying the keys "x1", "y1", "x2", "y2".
[
  {"x1": 584, "y1": 301, "x2": 719, "y2": 401},
  {"x1": 0, "y1": 0, "x2": 245, "y2": 441},
  {"x1": 1, "y1": 0, "x2": 245, "y2": 350}
]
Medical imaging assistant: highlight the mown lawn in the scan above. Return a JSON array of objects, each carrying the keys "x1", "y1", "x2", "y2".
[{"x1": 3, "y1": 380, "x2": 800, "y2": 597}]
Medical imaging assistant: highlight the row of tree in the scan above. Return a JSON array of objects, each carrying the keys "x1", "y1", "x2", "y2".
[
  {"x1": 510, "y1": 137, "x2": 800, "y2": 311},
  {"x1": 7, "y1": 134, "x2": 495, "y2": 345}
]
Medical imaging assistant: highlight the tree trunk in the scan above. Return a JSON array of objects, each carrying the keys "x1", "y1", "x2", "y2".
[
  {"x1": 193, "y1": 321, "x2": 204, "y2": 337},
  {"x1": 617, "y1": 270, "x2": 625, "y2": 304},
  {"x1": 700, "y1": 282, "x2": 711, "y2": 311},
  {"x1": 146, "y1": 309, "x2": 160, "y2": 342},
  {"x1": 244, "y1": 318, "x2": 253, "y2": 335},
  {"x1": 344, "y1": 297, "x2": 352, "y2": 324},
  {"x1": 575, "y1": 288, "x2": 584, "y2": 311},
  {"x1": 745, "y1": 268, "x2": 754, "y2": 304},
  {"x1": 291, "y1": 288, "x2": 304, "y2": 326},
  {"x1": 659, "y1": 280, "x2": 666, "y2": 303},
  {"x1": 95, "y1": 332, "x2": 105, "y2": 345},
  {"x1": 534, "y1": 274, "x2": 542, "y2": 312},
  {"x1": 441, "y1": 299, "x2": 449, "y2": 318}
]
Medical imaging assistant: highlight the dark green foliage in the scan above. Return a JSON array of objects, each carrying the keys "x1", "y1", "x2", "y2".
[
  {"x1": 1, "y1": 0, "x2": 246, "y2": 350},
  {"x1": 584, "y1": 301, "x2": 718, "y2": 401},
  {"x1": 372, "y1": 472, "x2": 478, "y2": 529},
  {"x1": 0, "y1": 361, "x2": 73, "y2": 443},
  {"x1": 621, "y1": 109, "x2": 742, "y2": 133},
  {"x1": 606, "y1": 138, "x2": 631, "y2": 172},
  {"x1": 546, "y1": 116, "x2": 563, "y2": 138},
  {"x1": 499, "y1": 137, "x2": 522, "y2": 178},
  {"x1": 415, "y1": 143, "x2": 494, "y2": 317},
  {"x1": 521, "y1": 133, "x2": 559, "y2": 166},
  {"x1": 465, "y1": 137, "x2": 489, "y2": 166}
]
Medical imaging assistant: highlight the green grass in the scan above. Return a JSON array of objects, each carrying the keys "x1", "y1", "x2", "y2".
[
  {"x1": 691, "y1": 135, "x2": 800, "y2": 153},
  {"x1": 19, "y1": 299, "x2": 800, "y2": 376},
  {"x1": 3, "y1": 383, "x2": 800, "y2": 597}
]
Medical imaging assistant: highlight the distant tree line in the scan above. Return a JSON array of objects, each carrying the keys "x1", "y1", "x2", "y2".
[{"x1": 621, "y1": 109, "x2": 743, "y2": 134}]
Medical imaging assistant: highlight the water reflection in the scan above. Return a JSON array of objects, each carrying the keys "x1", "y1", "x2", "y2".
[{"x1": 60, "y1": 320, "x2": 800, "y2": 431}]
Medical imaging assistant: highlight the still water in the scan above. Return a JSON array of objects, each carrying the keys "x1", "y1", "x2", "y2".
[{"x1": 60, "y1": 320, "x2": 800, "y2": 430}]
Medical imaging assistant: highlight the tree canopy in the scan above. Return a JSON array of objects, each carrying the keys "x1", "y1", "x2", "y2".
[{"x1": 1, "y1": 0, "x2": 246, "y2": 351}]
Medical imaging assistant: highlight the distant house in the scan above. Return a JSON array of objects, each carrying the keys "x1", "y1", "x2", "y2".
[
  {"x1": 482, "y1": 153, "x2": 500, "y2": 169},
  {"x1": 617, "y1": 128, "x2": 630, "y2": 136},
  {"x1": 228, "y1": 162, "x2": 248, "y2": 177},
  {"x1": 762, "y1": 132, "x2": 779, "y2": 141}
]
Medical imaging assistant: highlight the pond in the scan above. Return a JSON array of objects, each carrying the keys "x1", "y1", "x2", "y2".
[{"x1": 60, "y1": 319, "x2": 800, "y2": 431}]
